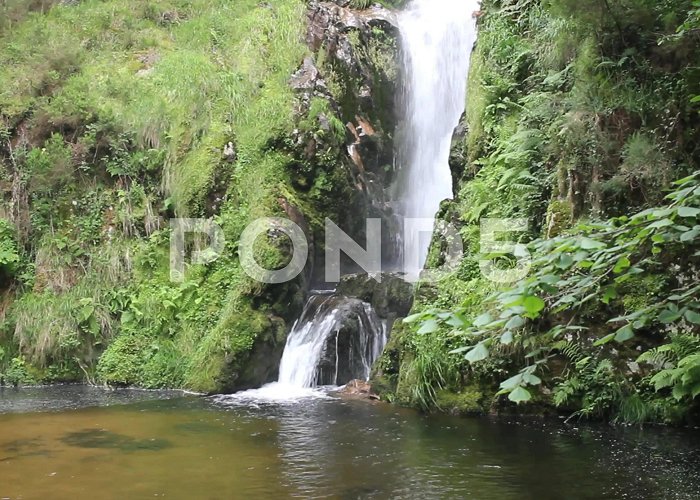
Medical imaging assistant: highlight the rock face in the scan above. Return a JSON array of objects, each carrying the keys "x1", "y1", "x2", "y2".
[
  {"x1": 293, "y1": 0, "x2": 400, "y2": 253},
  {"x1": 304, "y1": 273, "x2": 413, "y2": 392},
  {"x1": 223, "y1": 1, "x2": 402, "y2": 392},
  {"x1": 336, "y1": 272, "x2": 413, "y2": 319},
  {"x1": 313, "y1": 296, "x2": 387, "y2": 385}
]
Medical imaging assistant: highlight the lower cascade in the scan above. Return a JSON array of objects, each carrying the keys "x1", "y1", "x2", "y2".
[{"x1": 278, "y1": 294, "x2": 388, "y2": 388}]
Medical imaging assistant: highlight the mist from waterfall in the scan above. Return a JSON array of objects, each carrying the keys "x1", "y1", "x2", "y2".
[{"x1": 392, "y1": 0, "x2": 480, "y2": 278}]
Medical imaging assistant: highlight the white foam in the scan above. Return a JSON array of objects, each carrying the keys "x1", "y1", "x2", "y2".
[{"x1": 212, "y1": 383, "x2": 336, "y2": 406}]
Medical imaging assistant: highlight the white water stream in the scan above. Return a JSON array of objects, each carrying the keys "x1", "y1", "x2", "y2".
[
  {"x1": 277, "y1": 294, "x2": 387, "y2": 388},
  {"x1": 393, "y1": 0, "x2": 480, "y2": 277}
]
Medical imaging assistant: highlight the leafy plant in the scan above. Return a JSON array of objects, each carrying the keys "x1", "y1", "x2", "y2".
[{"x1": 408, "y1": 171, "x2": 700, "y2": 412}]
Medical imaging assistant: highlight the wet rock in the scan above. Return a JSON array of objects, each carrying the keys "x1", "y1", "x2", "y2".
[
  {"x1": 337, "y1": 272, "x2": 413, "y2": 319},
  {"x1": 448, "y1": 113, "x2": 468, "y2": 194},
  {"x1": 314, "y1": 296, "x2": 386, "y2": 386},
  {"x1": 219, "y1": 315, "x2": 290, "y2": 393},
  {"x1": 337, "y1": 379, "x2": 380, "y2": 400},
  {"x1": 306, "y1": 1, "x2": 398, "y2": 52}
]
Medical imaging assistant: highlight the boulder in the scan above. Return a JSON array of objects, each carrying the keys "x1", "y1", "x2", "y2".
[
  {"x1": 336, "y1": 379, "x2": 380, "y2": 400},
  {"x1": 313, "y1": 296, "x2": 386, "y2": 385},
  {"x1": 337, "y1": 272, "x2": 413, "y2": 319}
]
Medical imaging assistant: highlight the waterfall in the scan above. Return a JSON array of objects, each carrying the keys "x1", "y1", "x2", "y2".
[
  {"x1": 228, "y1": 1, "x2": 479, "y2": 401},
  {"x1": 278, "y1": 294, "x2": 387, "y2": 388},
  {"x1": 392, "y1": 0, "x2": 480, "y2": 277}
]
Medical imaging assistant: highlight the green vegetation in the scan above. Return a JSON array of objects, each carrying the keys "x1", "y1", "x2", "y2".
[
  {"x1": 0, "y1": 0, "x2": 398, "y2": 391},
  {"x1": 0, "y1": 0, "x2": 317, "y2": 391},
  {"x1": 2, "y1": 0, "x2": 699, "y2": 428},
  {"x1": 378, "y1": 0, "x2": 700, "y2": 424}
]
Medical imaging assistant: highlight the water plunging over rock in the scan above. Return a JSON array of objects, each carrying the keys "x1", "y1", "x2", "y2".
[
  {"x1": 278, "y1": 294, "x2": 388, "y2": 387},
  {"x1": 391, "y1": 0, "x2": 480, "y2": 277},
  {"x1": 242, "y1": 1, "x2": 479, "y2": 397}
]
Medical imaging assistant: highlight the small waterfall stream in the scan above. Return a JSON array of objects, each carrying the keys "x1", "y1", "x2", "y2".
[
  {"x1": 235, "y1": 0, "x2": 480, "y2": 398},
  {"x1": 278, "y1": 294, "x2": 387, "y2": 388},
  {"x1": 392, "y1": 0, "x2": 480, "y2": 277}
]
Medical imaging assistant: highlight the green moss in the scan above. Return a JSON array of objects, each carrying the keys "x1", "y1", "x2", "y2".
[
  {"x1": 96, "y1": 333, "x2": 151, "y2": 387},
  {"x1": 545, "y1": 198, "x2": 574, "y2": 237},
  {"x1": 434, "y1": 387, "x2": 487, "y2": 416},
  {"x1": 185, "y1": 306, "x2": 274, "y2": 393},
  {"x1": 618, "y1": 274, "x2": 668, "y2": 314}
]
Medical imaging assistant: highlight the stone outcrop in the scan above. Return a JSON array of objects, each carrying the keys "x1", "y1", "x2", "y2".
[
  {"x1": 337, "y1": 272, "x2": 413, "y2": 319},
  {"x1": 313, "y1": 296, "x2": 385, "y2": 385},
  {"x1": 336, "y1": 379, "x2": 380, "y2": 400}
]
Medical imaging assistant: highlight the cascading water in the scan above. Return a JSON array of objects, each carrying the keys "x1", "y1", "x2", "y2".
[
  {"x1": 278, "y1": 294, "x2": 387, "y2": 388},
  {"x1": 227, "y1": 0, "x2": 479, "y2": 401},
  {"x1": 392, "y1": 0, "x2": 480, "y2": 278}
]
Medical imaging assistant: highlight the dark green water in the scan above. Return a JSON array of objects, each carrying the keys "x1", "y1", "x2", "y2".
[{"x1": 0, "y1": 386, "x2": 699, "y2": 499}]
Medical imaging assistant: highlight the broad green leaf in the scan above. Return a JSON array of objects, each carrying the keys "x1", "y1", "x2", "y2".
[
  {"x1": 677, "y1": 206, "x2": 700, "y2": 218},
  {"x1": 523, "y1": 296, "x2": 546, "y2": 316},
  {"x1": 446, "y1": 314, "x2": 467, "y2": 328},
  {"x1": 417, "y1": 319, "x2": 439, "y2": 334},
  {"x1": 505, "y1": 315, "x2": 526, "y2": 330},
  {"x1": 465, "y1": 342, "x2": 489, "y2": 363},
  {"x1": 614, "y1": 325, "x2": 635, "y2": 343},
  {"x1": 681, "y1": 228, "x2": 700, "y2": 242},
  {"x1": 500, "y1": 331, "x2": 514, "y2": 345},
  {"x1": 403, "y1": 313, "x2": 424, "y2": 323},
  {"x1": 602, "y1": 286, "x2": 618, "y2": 305},
  {"x1": 500, "y1": 373, "x2": 523, "y2": 391},
  {"x1": 685, "y1": 310, "x2": 700, "y2": 325},
  {"x1": 508, "y1": 386, "x2": 532, "y2": 404},
  {"x1": 473, "y1": 313, "x2": 493, "y2": 328},
  {"x1": 557, "y1": 254, "x2": 574, "y2": 269},
  {"x1": 580, "y1": 237, "x2": 606, "y2": 250},
  {"x1": 594, "y1": 333, "x2": 616, "y2": 346},
  {"x1": 613, "y1": 257, "x2": 631, "y2": 274},
  {"x1": 523, "y1": 373, "x2": 542, "y2": 385},
  {"x1": 648, "y1": 218, "x2": 673, "y2": 229},
  {"x1": 659, "y1": 309, "x2": 682, "y2": 324}
]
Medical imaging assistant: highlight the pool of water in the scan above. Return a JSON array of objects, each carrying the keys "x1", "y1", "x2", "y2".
[{"x1": 1, "y1": 386, "x2": 699, "y2": 499}]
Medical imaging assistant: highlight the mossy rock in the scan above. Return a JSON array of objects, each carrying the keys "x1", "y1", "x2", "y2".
[
  {"x1": 545, "y1": 198, "x2": 574, "y2": 238},
  {"x1": 434, "y1": 387, "x2": 487, "y2": 416}
]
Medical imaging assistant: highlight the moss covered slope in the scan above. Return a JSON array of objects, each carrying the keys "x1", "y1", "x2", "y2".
[{"x1": 0, "y1": 0, "x2": 399, "y2": 391}]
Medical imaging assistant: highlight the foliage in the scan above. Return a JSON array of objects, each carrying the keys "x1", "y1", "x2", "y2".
[
  {"x1": 0, "y1": 219, "x2": 20, "y2": 280},
  {"x1": 0, "y1": 0, "x2": 325, "y2": 391},
  {"x1": 408, "y1": 172, "x2": 700, "y2": 421},
  {"x1": 381, "y1": 0, "x2": 700, "y2": 424}
]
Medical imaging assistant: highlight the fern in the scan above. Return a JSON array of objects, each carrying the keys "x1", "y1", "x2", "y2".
[{"x1": 639, "y1": 333, "x2": 700, "y2": 400}]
